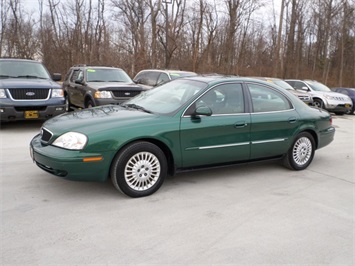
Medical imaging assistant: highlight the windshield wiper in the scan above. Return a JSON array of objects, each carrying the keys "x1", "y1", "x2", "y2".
[
  {"x1": 88, "y1": 80, "x2": 105, "y2": 82},
  {"x1": 0, "y1": 75, "x2": 14, "y2": 79},
  {"x1": 123, "y1": 103, "x2": 152, "y2": 113},
  {"x1": 17, "y1": 75, "x2": 46, "y2": 79}
]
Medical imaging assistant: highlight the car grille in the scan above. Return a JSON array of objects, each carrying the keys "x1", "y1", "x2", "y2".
[
  {"x1": 335, "y1": 96, "x2": 347, "y2": 101},
  {"x1": 111, "y1": 90, "x2": 142, "y2": 98},
  {"x1": 8, "y1": 88, "x2": 50, "y2": 100},
  {"x1": 41, "y1": 127, "x2": 53, "y2": 142}
]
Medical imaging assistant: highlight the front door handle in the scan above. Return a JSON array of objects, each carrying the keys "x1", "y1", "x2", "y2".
[{"x1": 234, "y1": 121, "x2": 247, "y2": 128}]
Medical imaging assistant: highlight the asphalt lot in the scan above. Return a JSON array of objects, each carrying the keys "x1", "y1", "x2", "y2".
[{"x1": 1, "y1": 115, "x2": 354, "y2": 265}]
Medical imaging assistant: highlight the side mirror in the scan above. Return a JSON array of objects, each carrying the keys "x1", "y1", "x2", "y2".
[
  {"x1": 193, "y1": 106, "x2": 212, "y2": 117},
  {"x1": 52, "y1": 73, "x2": 62, "y2": 81},
  {"x1": 75, "y1": 78, "x2": 84, "y2": 85},
  {"x1": 298, "y1": 86, "x2": 309, "y2": 92}
]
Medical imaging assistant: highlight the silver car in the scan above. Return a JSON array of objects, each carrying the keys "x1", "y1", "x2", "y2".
[
  {"x1": 251, "y1": 77, "x2": 313, "y2": 105},
  {"x1": 285, "y1": 79, "x2": 352, "y2": 115}
]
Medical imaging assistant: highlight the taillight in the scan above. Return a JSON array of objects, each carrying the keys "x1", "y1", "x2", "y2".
[{"x1": 329, "y1": 116, "x2": 333, "y2": 125}]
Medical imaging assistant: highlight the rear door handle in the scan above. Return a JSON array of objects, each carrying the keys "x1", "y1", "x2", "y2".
[{"x1": 288, "y1": 117, "x2": 297, "y2": 123}]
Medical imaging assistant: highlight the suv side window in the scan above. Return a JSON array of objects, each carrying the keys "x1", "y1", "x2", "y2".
[
  {"x1": 145, "y1": 71, "x2": 161, "y2": 86},
  {"x1": 157, "y1": 73, "x2": 170, "y2": 85},
  {"x1": 248, "y1": 83, "x2": 292, "y2": 113},
  {"x1": 293, "y1": 81, "x2": 307, "y2": 90},
  {"x1": 70, "y1": 69, "x2": 82, "y2": 83}
]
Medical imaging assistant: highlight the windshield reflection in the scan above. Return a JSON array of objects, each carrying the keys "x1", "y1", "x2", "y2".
[{"x1": 123, "y1": 79, "x2": 206, "y2": 114}]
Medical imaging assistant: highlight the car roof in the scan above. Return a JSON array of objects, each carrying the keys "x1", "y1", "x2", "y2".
[
  {"x1": 250, "y1": 76, "x2": 283, "y2": 81},
  {"x1": 0, "y1": 58, "x2": 40, "y2": 63},
  {"x1": 182, "y1": 75, "x2": 279, "y2": 85},
  {"x1": 138, "y1": 69, "x2": 194, "y2": 72},
  {"x1": 71, "y1": 65, "x2": 123, "y2": 70}
]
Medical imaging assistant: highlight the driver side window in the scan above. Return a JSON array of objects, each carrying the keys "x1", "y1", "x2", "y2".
[{"x1": 186, "y1": 83, "x2": 244, "y2": 115}]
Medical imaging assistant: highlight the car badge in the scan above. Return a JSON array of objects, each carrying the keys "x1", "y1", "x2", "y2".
[
  {"x1": 125, "y1": 92, "x2": 131, "y2": 96},
  {"x1": 26, "y1": 92, "x2": 35, "y2": 96}
]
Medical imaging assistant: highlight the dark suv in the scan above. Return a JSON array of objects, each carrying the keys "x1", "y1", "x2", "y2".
[
  {"x1": 62, "y1": 65, "x2": 144, "y2": 110},
  {"x1": 0, "y1": 58, "x2": 64, "y2": 122}
]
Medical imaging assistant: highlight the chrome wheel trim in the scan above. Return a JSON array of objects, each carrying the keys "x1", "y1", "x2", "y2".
[
  {"x1": 292, "y1": 137, "x2": 312, "y2": 166},
  {"x1": 124, "y1": 152, "x2": 161, "y2": 191}
]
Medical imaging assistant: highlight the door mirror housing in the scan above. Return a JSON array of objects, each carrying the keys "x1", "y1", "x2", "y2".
[{"x1": 193, "y1": 106, "x2": 212, "y2": 117}]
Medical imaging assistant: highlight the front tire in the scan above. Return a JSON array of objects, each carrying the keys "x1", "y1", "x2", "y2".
[
  {"x1": 110, "y1": 141, "x2": 167, "y2": 197},
  {"x1": 283, "y1": 132, "x2": 315, "y2": 170},
  {"x1": 65, "y1": 94, "x2": 72, "y2": 112},
  {"x1": 86, "y1": 99, "x2": 95, "y2": 108},
  {"x1": 313, "y1": 99, "x2": 324, "y2": 109}
]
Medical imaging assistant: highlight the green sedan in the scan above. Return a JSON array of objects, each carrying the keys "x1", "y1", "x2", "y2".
[{"x1": 30, "y1": 76, "x2": 335, "y2": 197}]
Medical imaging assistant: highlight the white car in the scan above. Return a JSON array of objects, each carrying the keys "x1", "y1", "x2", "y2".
[{"x1": 285, "y1": 79, "x2": 352, "y2": 115}]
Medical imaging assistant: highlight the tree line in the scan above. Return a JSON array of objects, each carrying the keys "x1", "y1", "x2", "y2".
[{"x1": 1, "y1": 0, "x2": 354, "y2": 87}]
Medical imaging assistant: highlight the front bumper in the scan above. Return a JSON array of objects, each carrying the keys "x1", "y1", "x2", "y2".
[
  {"x1": 94, "y1": 98, "x2": 126, "y2": 106},
  {"x1": 30, "y1": 134, "x2": 111, "y2": 182},
  {"x1": 324, "y1": 99, "x2": 352, "y2": 113},
  {"x1": 1, "y1": 105, "x2": 65, "y2": 121}
]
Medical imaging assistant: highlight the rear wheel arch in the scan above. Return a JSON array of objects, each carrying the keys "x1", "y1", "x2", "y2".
[{"x1": 301, "y1": 129, "x2": 318, "y2": 149}]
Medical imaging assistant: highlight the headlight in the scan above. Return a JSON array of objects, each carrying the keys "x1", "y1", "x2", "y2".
[
  {"x1": 94, "y1": 91, "x2": 112, "y2": 99},
  {"x1": 52, "y1": 89, "x2": 64, "y2": 97},
  {"x1": 52, "y1": 132, "x2": 87, "y2": 150},
  {"x1": 324, "y1": 94, "x2": 336, "y2": 100},
  {"x1": 0, "y1": 89, "x2": 7, "y2": 98}
]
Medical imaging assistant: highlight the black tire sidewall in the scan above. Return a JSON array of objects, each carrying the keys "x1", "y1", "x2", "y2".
[
  {"x1": 314, "y1": 99, "x2": 323, "y2": 109},
  {"x1": 111, "y1": 142, "x2": 167, "y2": 198}
]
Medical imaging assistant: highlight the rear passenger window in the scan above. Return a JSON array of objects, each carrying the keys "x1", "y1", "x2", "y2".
[{"x1": 248, "y1": 83, "x2": 292, "y2": 113}]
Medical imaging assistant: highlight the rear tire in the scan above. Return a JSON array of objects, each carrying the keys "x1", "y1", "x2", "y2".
[
  {"x1": 110, "y1": 141, "x2": 167, "y2": 198},
  {"x1": 283, "y1": 132, "x2": 315, "y2": 170}
]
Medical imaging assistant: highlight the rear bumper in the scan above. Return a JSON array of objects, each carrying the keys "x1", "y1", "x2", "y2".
[{"x1": 317, "y1": 126, "x2": 335, "y2": 149}]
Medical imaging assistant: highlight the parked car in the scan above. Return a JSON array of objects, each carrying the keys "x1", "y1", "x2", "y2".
[
  {"x1": 251, "y1": 77, "x2": 313, "y2": 105},
  {"x1": 30, "y1": 76, "x2": 335, "y2": 198},
  {"x1": 285, "y1": 79, "x2": 352, "y2": 115},
  {"x1": 62, "y1": 65, "x2": 145, "y2": 110},
  {"x1": 331, "y1": 87, "x2": 355, "y2": 114},
  {"x1": 133, "y1": 69, "x2": 197, "y2": 89},
  {"x1": 0, "y1": 58, "x2": 64, "y2": 122}
]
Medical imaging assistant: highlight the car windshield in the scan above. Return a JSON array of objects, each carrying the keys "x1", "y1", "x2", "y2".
[
  {"x1": 123, "y1": 79, "x2": 206, "y2": 114},
  {"x1": 272, "y1": 79, "x2": 295, "y2": 90},
  {"x1": 86, "y1": 68, "x2": 133, "y2": 82},
  {"x1": 169, "y1": 72, "x2": 197, "y2": 80},
  {"x1": 0, "y1": 61, "x2": 51, "y2": 79},
  {"x1": 306, "y1": 81, "x2": 331, "y2": 92}
]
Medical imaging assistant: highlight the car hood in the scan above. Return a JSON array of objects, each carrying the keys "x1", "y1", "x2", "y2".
[
  {"x1": 0, "y1": 78, "x2": 61, "y2": 89},
  {"x1": 86, "y1": 82, "x2": 143, "y2": 91},
  {"x1": 43, "y1": 105, "x2": 160, "y2": 135},
  {"x1": 288, "y1": 89, "x2": 309, "y2": 97}
]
